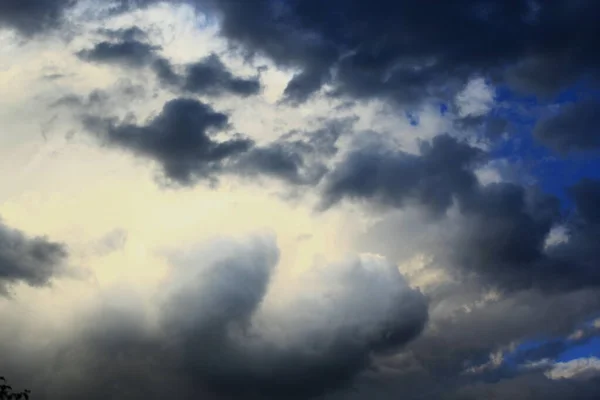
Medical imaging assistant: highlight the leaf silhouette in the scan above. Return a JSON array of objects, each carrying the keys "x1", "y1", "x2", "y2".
[{"x1": 0, "y1": 376, "x2": 30, "y2": 400}]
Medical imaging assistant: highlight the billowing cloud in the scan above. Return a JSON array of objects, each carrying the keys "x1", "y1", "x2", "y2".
[
  {"x1": 162, "y1": 239, "x2": 427, "y2": 398},
  {"x1": 0, "y1": 235, "x2": 427, "y2": 399}
]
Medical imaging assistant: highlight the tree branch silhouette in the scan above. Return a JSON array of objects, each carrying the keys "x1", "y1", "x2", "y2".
[{"x1": 0, "y1": 376, "x2": 30, "y2": 400}]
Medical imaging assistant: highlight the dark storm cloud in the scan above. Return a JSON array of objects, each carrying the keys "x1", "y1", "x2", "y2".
[
  {"x1": 7, "y1": 0, "x2": 600, "y2": 104},
  {"x1": 0, "y1": 0, "x2": 77, "y2": 36},
  {"x1": 437, "y1": 176, "x2": 600, "y2": 292},
  {"x1": 0, "y1": 236, "x2": 427, "y2": 400},
  {"x1": 151, "y1": 54, "x2": 262, "y2": 97},
  {"x1": 83, "y1": 97, "x2": 253, "y2": 184},
  {"x1": 343, "y1": 175, "x2": 600, "y2": 398},
  {"x1": 330, "y1": 131, "x2": 600, "y2": 293},
  {"x1": 234, "y1": 142, "x2": 327, "y2": 185},
  {"x1": 77, "y1": 40, "x2": 160, "y2": 68},
  {"x1": 191, "y1": 0, "x2": 600, "y2": 104},
  {"x1": 534, "y1": 100, "x2": 600, "y2": 154},
  {"x1": 321, "y1": 283, "x2": 600, "y2": 400},
  {"x1": 448, "y1": 183, "x2": 563, "y2": 291},
  {"x1": 150, "y1": 57, "x2": 180, "y2": 86},
  {"x1": 321, "y1": 134, "x2": 484, "y2": 215},
  {"x1": 283, "y1": 65, "x2": 332, "y2": 104},
  {"x1": 233, "y1": 119, "x2": 349, "y2": 185},
  {"x1": 77, "y1": 34, "x2": 261, "y2": 97},
  {"x1": 0, "y1": 219, "x2": 68, "y2": 295},
  {"x1": 179, "y1": 54, "x2": 261, "y2": 97},
  {"x1": 361, "y1": 175, "x2": 600, "y2": 294}
]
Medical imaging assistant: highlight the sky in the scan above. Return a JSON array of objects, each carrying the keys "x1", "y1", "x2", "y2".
[{"x1": 1, "y1": 1, "x2": 600, "y2": 399}]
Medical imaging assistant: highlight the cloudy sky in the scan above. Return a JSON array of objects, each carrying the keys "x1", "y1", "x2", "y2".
[{"x1": 1, "y1": 1, "x2": 600, "y2": 399}]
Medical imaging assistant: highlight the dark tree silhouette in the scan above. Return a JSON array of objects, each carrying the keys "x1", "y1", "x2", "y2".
[{"x1": 0, "y1": 377, "x2": 30, "y2": 400}]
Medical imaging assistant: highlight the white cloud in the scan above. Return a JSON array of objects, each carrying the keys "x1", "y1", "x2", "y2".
[
  {"x1": 455, "y1": 77, "x2": 495, "y2": 118},
  {"x1": 546, "y1": 357, "x2": 600, "y2": 381}
]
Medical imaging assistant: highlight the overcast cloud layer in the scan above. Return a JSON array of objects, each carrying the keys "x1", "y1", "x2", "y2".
[{"x1": 1, "y1": 1, "x2": 600, "y2": 400}]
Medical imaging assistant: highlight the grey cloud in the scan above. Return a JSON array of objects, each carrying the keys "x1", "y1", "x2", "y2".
[
  {"x1": 534, "y1": 100, "x2": 600, "y2": 154},
  {"x1": 0, "y1": 0, "x2": 77, "y2": 36},
  {"x1": 326, "y1": 284, "x2": 600, "y2": 400},
  {"x1": 321, "y1": 134, "x2": 484, "y2": 215},
  {"x1": 331, "y1": 132, "x2": 599, "y2": 294},
  {"x1": 234, "y1": 142, "x2": 327, "y2": 185},
  {"x1": 179, "y1": 54, "x2": 261, "y2": 97},
  {"x1": 336, "y1": 173, "x2": 600, "y2": 398},
  {"x1": 187, "y1": 253, "x2": 427, "y2": 399},
  {"x1": 150, "y1": 57, "x2": 180, "y2": 86},
  {"x1": 282, "y1": 66, "x2": 331, "y2": 104},
  {"x1": 361, "y1": 176, "x2": 600, "y2": 294},
  {"x1": 151, "y1": 54, "x2": 262, "y2": 97},
  {"x1": 448, "y1": 183, "x2": 562, "y2": 291},
  {"x1": 17, "y1": 0, "x2": 598, "y2": 111},
  {"x1": 83, "y1": 97, "x2": 253, "y2": 185},
  {"x1": 0, "y1": 235, "x2": 427, "y2": 400},
  {"x1": 338, "y1": 175, "x2": 600, "y2": 398},
  {"x1": 6, "y1": 2, "x2": 600, "y2": 398},
  {"x1": 77, "y1": 40, "x2": 161, "y2": 68},
  {"x1": 0, "y1": 219, "x2": 68, "y2": 296}
]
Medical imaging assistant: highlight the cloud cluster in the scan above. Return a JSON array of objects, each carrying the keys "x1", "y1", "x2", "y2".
[
  {"x1": 82, "y1": 96, "x2": 349, "y2": 186},
  {"x1": 77, "y1": 29, "x2": 261, "y2": 98},
  {"x1": 2, "y1": 1, "x2": 600, "y2": 399},
  {"x1": 190, "y1": 0, "x2": 600, "y2": 105}
]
